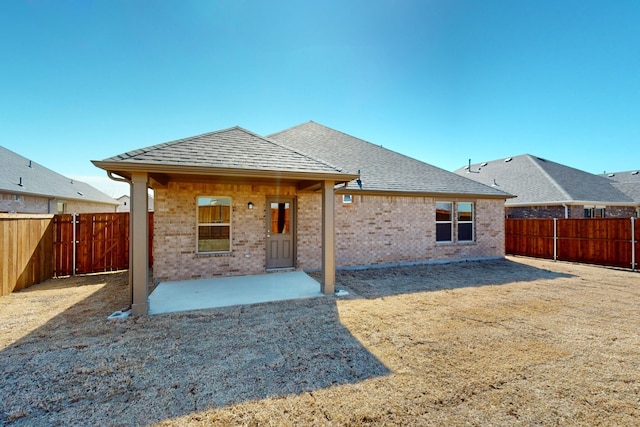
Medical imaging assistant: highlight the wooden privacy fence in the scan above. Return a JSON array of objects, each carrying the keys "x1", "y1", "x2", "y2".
[
  {"x1": 1, "y1": 214, "x2": 55, "y2": 296},
  {"x1": 506, "y1": 217, "x2": 638, "y2": 271},
  {"x1": 54, "y1": 212, "x2": 154, "y2": 277},
  {"x1": 1, "y1": 212, "x2": 154, "y2": 296}
]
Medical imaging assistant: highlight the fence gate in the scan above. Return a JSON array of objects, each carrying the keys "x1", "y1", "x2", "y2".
[{"x1": 53, "y1": 212, "x2": 152, "y2": 277}]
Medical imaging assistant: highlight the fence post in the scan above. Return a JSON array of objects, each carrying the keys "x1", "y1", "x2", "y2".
[
  {"x1": 553, "y1": 217, "x2": 558, "y2": 261},
  {"x1": 72, "y1": 213, "x2": 77, "y2": 276},
  {"x1": 632, "y1": 217, "x2": 636, "y2": 272}
]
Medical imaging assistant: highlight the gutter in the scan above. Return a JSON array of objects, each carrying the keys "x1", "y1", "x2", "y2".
[{"x1": 92, "y1": 161, "x2": 359, "y2": 183}]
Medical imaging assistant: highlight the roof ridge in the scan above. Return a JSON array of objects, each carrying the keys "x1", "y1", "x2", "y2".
[
  {"x1": 267, "y1": 122, "x2": 362, "y2": 174},
  {"x1": 524, "y1": 154, "x2": 574, "y2": 201},
  {"x1": 271, "y1": 121, "x2": 455, "y2": 175}
]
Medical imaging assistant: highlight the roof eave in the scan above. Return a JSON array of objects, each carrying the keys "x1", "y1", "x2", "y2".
[
  {"x1": 506, "y1": 200, "x2": 639, "y2": 207},
  {"x1": 334, "y1": 188, "x2": 514, "y2": 200},
  {"x1": 92, "y1": 161, "x2": 359, "y2": 183}
]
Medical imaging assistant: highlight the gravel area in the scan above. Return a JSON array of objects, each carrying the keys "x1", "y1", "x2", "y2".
[{"x1": 1, "y1": 257, "x2": 639, "y2": 426}]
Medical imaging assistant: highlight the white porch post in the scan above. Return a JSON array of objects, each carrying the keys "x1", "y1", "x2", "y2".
[
  {"x1": 130, "y1": 172, "x2": 149, "y2": 315},
  {"x1": 321, "y1": 180, "x2": 336, "y2": 294}
]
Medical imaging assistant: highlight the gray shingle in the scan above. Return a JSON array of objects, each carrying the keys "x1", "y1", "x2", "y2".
[
  {"x1": 0, "y1": 146, "x2": 118, "y2": 205},
  {"x1": 269, "y1": 121, "x2": 510, "y2": 197},
  {"x1": 103, "y1": 126, "x2": 347, "y2": 175},
  {"x1": 601, "y1": 170, "x2": 640, "y2": 203},
  {"x1": 454, "y1": 154, "x2": 635, "y2": 205}
]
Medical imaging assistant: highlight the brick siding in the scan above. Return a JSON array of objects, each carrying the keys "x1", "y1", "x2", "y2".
[
  {"x1": 0, "y1": 192, "x2": 116, "y2": 214},
  {"x1": 0, "y1": 193, "x2": 49, "y2": 213},
  {"x1": 507, "y1": 204, "x2": 638, "y2": 219},
  {"x1": 153, "y1": 182, "x2": 506, "y2": 282}
]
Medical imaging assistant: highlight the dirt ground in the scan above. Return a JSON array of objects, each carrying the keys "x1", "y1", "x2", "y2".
[{"x1": 1, "y1": 256, "x2": 638, "y2": 426}]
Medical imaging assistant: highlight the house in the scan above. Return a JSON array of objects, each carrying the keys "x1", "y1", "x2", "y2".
[
  {"x1": 0, "y1": 146, "x2": 118, "y2": 214},
  {"x1": 93, "y1": 121, "x2": 511, "y2": 315},
  {"x1": 601, "y1": 170, "x2": 640, "y2": 217},
  {"x1": 116, "y1": 194, "x2": 155, "y2": 212},
  {"x1": 454, "y1": 154, "x2": 638, "y2": 219}
]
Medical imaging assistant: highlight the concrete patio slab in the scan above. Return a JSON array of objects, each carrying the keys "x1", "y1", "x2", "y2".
[{"x1": 148, "y1": 271, "x2": 324, "y2": 315}]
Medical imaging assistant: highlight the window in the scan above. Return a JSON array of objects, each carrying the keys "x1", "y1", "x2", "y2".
[
  {"x1": 197, "y1": 197, "x2": 231, "y2": 253},
  {"x1": 458, "y1": 202, "x2": 474, "y2": 241},
  {"x1": 342, "y1": 194, "x2": 353, "y2": 204},
  {"x1": 57, "y1": 201, "x2": 66, "y2": 214},
  {"x1": 584, "y1": 206, "x2": 605, "y2": 218},
  {"x1": 436, "y1": 202, "x2": 453, "y2": 242},
  {"x1": 436, "y1": 201, "x2": 475, "y2": 243}
]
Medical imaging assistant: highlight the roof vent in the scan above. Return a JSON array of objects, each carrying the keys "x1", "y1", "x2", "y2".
[
  {"x1": 632, "y1": 171, "x2": 639, "y2": 175},
  {"x1": 492, "y1": 179, "x2": 499, "y2": 187},
  {"x1": 28, "y1": 160, "x2": 32, "y2": 168},
  {"x1": 504, "y1": 158, "x2": 512, "y2": 163},
  {"x1": 481, "y1": 162, "x2": 488, "y2": 167},
  {"x1": 18, "y1": 177, "x2": 23, "y2": 186},
  {"x1": 77, "y1": 191, "x2": 84, "y2": 196},
  {"x1": 464, "y1": 165, "x2": 470, "y2": 170},
  {"x1": 608, "y1": 173, "x2": 615, "y2": 177}
]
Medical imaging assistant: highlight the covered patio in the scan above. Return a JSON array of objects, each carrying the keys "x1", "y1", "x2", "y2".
[
  {"x1": 147, "y1": 271, "x2": 324, "y2": 315},
  {"x1": 92, "y1": 126, "x2": 359, "y2": 316}
]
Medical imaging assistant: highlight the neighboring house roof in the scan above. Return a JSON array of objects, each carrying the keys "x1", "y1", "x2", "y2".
[
  {"x1": 600, "y1": 170, "x2": 640, "y2": 204},
  {"x1": 98, "y1": 126, "x2": 351, "y2": 178},
  {"x1": 116, "y1": 194, "x2": 155, "y2": 212},
  {"x1": 0, "y1": 146, "x2": 118, "y2": 205},
  {"x1": 268, "y1": 121, "x2": 510, "y2": 198},
  {"x1": 454, "y1": 154, "x2": 636, "y2": 206}
]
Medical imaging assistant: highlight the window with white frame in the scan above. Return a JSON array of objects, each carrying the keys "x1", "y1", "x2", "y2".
[
  {"x1": 197, "y1": 197, "x2": 231, "y2": 253},
  {"x1": 457, "y1": 202, "x2": 474, "y2": 241},
  {"x1": 436, "y1": 201, "x2": 475, "y2": 243},
  {"x1": 584, "y1": 206, "x2": 605, "y2": 218},
  {"x1": 436, "y1": 202, "x2": 453, "y2": 242}
]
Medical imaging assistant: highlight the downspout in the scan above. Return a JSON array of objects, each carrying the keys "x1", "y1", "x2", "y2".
[
  {"x1": 107, "y1": 171, "x2": 130, "y2": 185},
  {"x1": 106, "y1": 171, "x2": 134, "y2": 308},
  {"x1": 562, "y1": 203, "x2": 569, "y2": 219}
]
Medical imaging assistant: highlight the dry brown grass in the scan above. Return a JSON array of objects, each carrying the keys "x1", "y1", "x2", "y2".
[{"x1": 1, "y1": 257, "x2": 639, "y2": 426}]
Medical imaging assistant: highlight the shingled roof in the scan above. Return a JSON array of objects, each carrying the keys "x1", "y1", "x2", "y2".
[
  {"x1": 601, "y1": 170, "x2": 640, "y2": 204},
  {"x1": 99, "y1": 126, "x2": 349, "y2": 176},
  {"x1": 0, "y1": 146, "x2": 118, "y2": 205},
  {"x1": 269, "y1": 121, "x2": 510, "y2": 198},
  {"x1": 454, "y1": 154, "x2": 636, "y2": 206}
]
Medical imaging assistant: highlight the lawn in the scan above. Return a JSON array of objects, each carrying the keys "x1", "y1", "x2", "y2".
[{"x1": 1, "y1": 257, "x2": 638, "y2": 426}]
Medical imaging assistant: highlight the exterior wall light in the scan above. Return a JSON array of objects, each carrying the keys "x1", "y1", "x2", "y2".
[{"x1": 248, "y1": 201, "x2": 254, "y2": 210}]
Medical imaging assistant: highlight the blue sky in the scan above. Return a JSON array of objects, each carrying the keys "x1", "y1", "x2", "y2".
[{"x1": 1, "y1": 0, "x2": 638, "y2": 197}]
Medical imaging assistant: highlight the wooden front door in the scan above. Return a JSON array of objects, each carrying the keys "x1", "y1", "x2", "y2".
[{"x1": 266, "y1": 197, "x2": 295, "y2": 269}]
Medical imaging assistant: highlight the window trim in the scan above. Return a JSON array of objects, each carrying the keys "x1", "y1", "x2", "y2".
[
  {"x1": 584, "y1": 205, "x2": 606, "y2": 219},
  {"x1": 196, "y1": 196, "x2": 232, "y2": 254},
  {"x1": 457, "y1": 202, "x2": 475, "y2": 242},
  {"x1": 435, "y1": 201, "x2": 453, "y2": 243},
  {"x1": 436, "y1": 200, "x2": 475, "y2": 244}
]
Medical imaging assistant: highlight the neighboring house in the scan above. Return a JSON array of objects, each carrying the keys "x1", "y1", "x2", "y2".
[
  {"x1": 601, "y1": 170, "x2": 640, "y2": 217},
  {"x1": 116, "y1": 194, "x2": 154, "y2": 212},
  {"x1": 454, "y1": 154, "x2": 638, "y2": 219},
  {"x1": 0, "y1": 146, "x2": 118, "y2": 214},
  {"x1": 93, "y1": 121, "x2": 511, "y2": 315}
]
